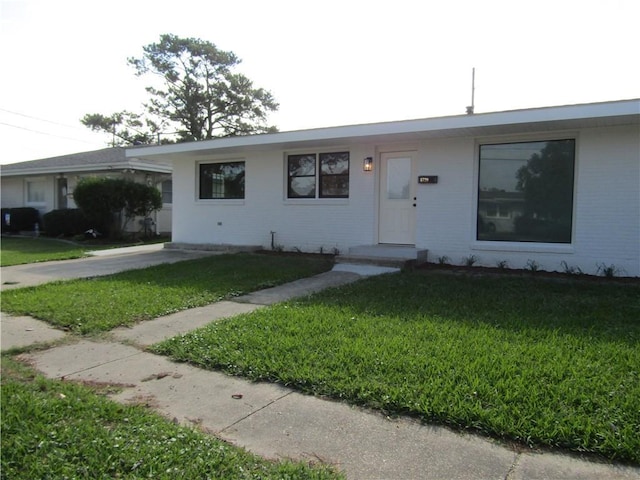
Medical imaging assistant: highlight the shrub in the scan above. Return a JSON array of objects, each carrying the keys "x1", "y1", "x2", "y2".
[
  {"x1": 1, "y1": 207, "x2": 40, "y2": 232},
  {"x1": 596, "y1": 263, "x2": 625, "y2": 278},
  {"x1": 463, "y1": 254, "x2": 478, "y2": 267},
  {"x1": 437, "y1": 255, "x2": 450, "y2": 265},
  {"x1": 73, "y1": 177, "x2": 162, "y2": 239},
  {"x1": 42, "y1": 209, "x2": 92, "y2": 237},
  {"x1": 525, "y1": 259, "x2": 540, "y2": 272},
  {"x1": 1, "y1": 208, "x2": 10, "y2": 232},
  {"x1": 560, "y1": 260, "x2": 583, "y2": 275}
]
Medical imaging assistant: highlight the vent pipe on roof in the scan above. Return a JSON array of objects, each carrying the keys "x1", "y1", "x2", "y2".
[{"x1": 466, "y1": 67, "x2": 475, "y2": 114}]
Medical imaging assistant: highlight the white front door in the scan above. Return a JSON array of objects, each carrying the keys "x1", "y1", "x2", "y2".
[{"x1": 378, "y1": 152, "x2": 416, "y2": 244}]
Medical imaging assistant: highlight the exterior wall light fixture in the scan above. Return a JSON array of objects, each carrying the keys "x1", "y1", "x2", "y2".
[{"x1": 363, "y1": 157, "x2": 373, "y2": 172}]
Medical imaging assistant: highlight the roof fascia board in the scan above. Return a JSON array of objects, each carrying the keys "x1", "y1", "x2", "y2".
[
  {"x1": 126, "y1": 99, "x2": 640, "y2": 159},
  {"x1": 1, "y1": 160, "x2": 171, "y2": 178}
]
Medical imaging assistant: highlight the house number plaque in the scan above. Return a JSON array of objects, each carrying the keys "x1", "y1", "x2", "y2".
[{"x1": 418, "y1": 175, "x2": 438, "y2": 184}]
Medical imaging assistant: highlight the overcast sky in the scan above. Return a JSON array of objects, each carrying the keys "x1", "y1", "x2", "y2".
[{"x1": 1, "y1": 0, "x2": 638, "y2": 165}]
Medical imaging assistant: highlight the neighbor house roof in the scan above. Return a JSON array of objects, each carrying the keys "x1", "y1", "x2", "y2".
[
  {"x1": 126, "y1": 98, "x2": 640, "y2": 162},
  {"x1": 1, "y1": 147, "x2": 172, "y2": 177}
]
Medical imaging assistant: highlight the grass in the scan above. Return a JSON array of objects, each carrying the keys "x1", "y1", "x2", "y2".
[
  {"x1": 0, "y1": 356, "x2": 342, "y2": 479},
  {"x1": 153, "y1": 271, "x2": 640, "y2": 463},
  {"x1": 0, "y1": 253, "x2": 333, "y2": 334},
  {"x1": 0, "y1": 236, "x2": 90, "y2": 266},
  {"x1": 0, "y1": 236, "x2": 169, "y2": 267}
]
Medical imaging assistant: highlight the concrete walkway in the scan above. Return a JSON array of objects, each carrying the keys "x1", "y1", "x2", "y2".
[{"x1": 1, "y1": 247, "x2": 638, "y2": 479}]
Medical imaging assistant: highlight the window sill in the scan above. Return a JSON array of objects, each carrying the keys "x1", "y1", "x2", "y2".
[
  {"x1": 196, "y1": 199, "x2": 245, "y2": 206},
  {"x1": 471, "y1": 241, "x2": 574, "y2": 255},
  {"x1": 284, "y1": 198, "x2": 349, "y2": 206}
]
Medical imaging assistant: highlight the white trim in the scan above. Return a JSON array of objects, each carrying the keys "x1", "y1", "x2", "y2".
[
  {"x1": 283, "y1": 149, "x2": 351, "y2": 202},
  {"x1": 2, "y1": 161, "x2": 171, "y2": 177},
  {"x1": 472, "y1": 134, "x2": 579, "y2": 248},
  {"x1": 471, "y1": 242, "x2": 575, "y2": 255},
  {"x1": 24, "y1": 176, "x2": 47, "y2": 207},
  {"x1": 283, "y1": 199, "x2": 350, "y2": 206},
  {"x1": 195, "y1": 158, "x2": 246, "y2": 203},
  {"x1": 127, "y1": 99, "x2": 639, "y2": 161},
  {"x1": 195, "y1": 199, "x2": 245, "y2": 206}
]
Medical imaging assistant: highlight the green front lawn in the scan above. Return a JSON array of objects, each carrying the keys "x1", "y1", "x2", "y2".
[
  {"x1": 0, "y1": 357, "x2": 342, "y2": 479},
  {"x1": 153, "y1": 271, "x2": 640, "y2": 463},
  {"x1": 0, "y1": 253, "x2": 333, "y2": 334},
  {"x1": 0, "y1": 236, "x2": 89, "y2": 266}
]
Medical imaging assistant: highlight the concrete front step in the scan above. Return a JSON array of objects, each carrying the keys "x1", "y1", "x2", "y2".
[{"x1": 337, "y1": 245, "x2": 428, "y2": 268}]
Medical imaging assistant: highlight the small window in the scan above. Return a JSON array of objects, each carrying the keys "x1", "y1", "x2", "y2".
[
  {"x1": 288, "y1": 154, "x2": 316, "y2": 198},
  {"x1": 287, "y1": 151, "x2": 349, "y2": 199},
  {"x1": 477, "y1": 139, "x2": 575, "y2": 243},
  {"x1": 199, "y1": 162, "x2": 245, "y2": 199},
  {"x1": 319, "y1": 152, "x2": 349, "y2": 198},
  {"x1": 161, "y1": 180, "x2": 172, "y2": 204},
  {"x1": 26, "y1": 179, "x2": 46, "y2": 204}
]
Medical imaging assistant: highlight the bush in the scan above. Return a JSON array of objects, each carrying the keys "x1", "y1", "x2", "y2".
[
  {"x1": 42, "y1": 209, "x2": 92, "y2": 237},
  {"x1": 1, "y1": 208, "x2": 10, "y2": 233},
  {"x1": 1, "y1": 207, "x2": 40, "y2": 233},
  {"x1": 73, "y1": 177, "x2": 162, "y2": 239}
]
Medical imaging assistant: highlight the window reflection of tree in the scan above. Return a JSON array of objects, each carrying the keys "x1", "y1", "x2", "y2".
[
  {"x1": 477, "y1": 140, "x2": 574, "y2": 243},
  {"x1": 320, "y1": 153, "x2": 348, "y2": 174},
  {"x1": 200, "y1": 162, "x2": 245, "y2": 199},
  {"x1": 289, "y1": 155, "x2": 316, "y2": 176},
  {"x1": 320, "y1": 152, "x2": 349, "y2": 198}
]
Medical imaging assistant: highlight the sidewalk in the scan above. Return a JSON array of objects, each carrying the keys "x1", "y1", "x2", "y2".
[{"x1": 1, "y1": 249, "x2": 638, "y2": 479}]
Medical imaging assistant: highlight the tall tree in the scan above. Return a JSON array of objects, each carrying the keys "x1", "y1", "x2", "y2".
[
  {"x1": 82, "y1": 34, "x2": 278, "y2": 145},
  {"x1": 80, "y1": 111, "x2": 167, "y2": 146}
]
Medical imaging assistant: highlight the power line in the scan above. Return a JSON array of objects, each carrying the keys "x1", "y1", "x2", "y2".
[
  {"x1": 0, "y1": 107, "x2": 87, "y2": 131},
  {"x1": 0, "y1": 121, "x2": 103, "y2": 145}
]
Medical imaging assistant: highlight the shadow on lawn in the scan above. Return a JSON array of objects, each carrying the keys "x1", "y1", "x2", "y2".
[{"x1": 313, "y1": 270, "x2": 640, "y2": 344}]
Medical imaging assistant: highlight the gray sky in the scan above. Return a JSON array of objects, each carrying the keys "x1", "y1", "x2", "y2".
[{"x1": 1, "y1": 0, "x2": 638, "y2": 164}]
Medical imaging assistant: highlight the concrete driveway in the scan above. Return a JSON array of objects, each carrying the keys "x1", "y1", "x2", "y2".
[{"x1": 0, "y1": 243, "x2": 217, "y2": 290}]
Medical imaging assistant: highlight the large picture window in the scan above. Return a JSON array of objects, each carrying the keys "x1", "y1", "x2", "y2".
[
  {"x1": 477, "y1": 139, "x2": 575, "y2": 243},
  {"x1": 199, "y1": 162, "x2": 245, "y2": 199},
  {"x1": 287, "y1": 152, "x2": 349, "y2": 198}
]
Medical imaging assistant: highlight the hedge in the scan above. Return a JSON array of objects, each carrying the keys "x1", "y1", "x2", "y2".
[
  {"x1": 1, "y1": 207, "x2": 40, "y2": 233},
  {"x1": 42, "y1": 209, "x2": 92, "y2": 237}
]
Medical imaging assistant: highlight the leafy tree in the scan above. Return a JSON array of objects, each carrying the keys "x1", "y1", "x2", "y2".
[
  {"x1": 73, "y1": 178, "x2": 162, "y2": 238},
  {"x1": 80, "y1": 111, "x2": 168, "y2": 146},
  {"x1": 82, "y1": 34, "x2": 278, "y2": 145}
]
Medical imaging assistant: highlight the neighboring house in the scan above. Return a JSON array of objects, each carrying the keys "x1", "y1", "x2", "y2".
[
  {"x1": 477, "y1": 190, "x2": 525, "y2": 238},
  {"x1": 127, "y1": 99, "x2": 640, "y2": 276},
  {"x1": 0, "y1": 147, "x2": 172, "y2": 234}
]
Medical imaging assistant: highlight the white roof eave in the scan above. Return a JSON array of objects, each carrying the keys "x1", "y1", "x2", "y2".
[
  {"x1": 126, "y1": 99, "x2": 640, "y2": 161},
  {"x1": 1, "y1": 160, "x2": 172, "y2": 178}
]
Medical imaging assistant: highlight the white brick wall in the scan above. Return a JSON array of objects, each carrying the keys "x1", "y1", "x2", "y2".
[
  {"x1": 419, "y1": 125, "x2": 639, "y2": 276},
  {"x1": 171, "y1": 123, "x2": 640, "y2": 277},
  {"x1": 172, "y1": 146, "x2": 378, "y2": 254}
]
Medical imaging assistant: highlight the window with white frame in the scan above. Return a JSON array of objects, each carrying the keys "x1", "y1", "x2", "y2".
[
  {"x1": 287, "y1": 151, "x2": 349, "y2": 199},
  {"x1": 26, "y1": 178, "x2": 46, "y2": 204},
  {"x1": 477, "y1": 139, "x2": 575, "y2": 243},
  {"x1": 199, "y1": 162, "x2": 245, "y2": 199}
]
